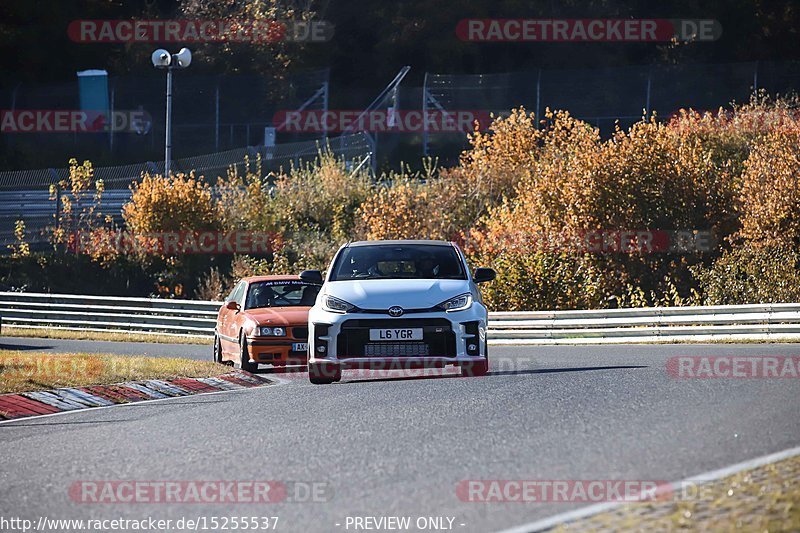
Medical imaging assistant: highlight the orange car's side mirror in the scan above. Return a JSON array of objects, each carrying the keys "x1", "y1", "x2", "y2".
[{"x1": 226, "y1": 301, "x2": 240, "y2": 311}]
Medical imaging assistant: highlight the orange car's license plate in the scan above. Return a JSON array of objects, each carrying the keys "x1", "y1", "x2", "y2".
[{"x1": 292, "y1": 342, "x2": 308, "y2": 352}]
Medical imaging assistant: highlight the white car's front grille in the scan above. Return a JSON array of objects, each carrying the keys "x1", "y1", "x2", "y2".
[
  {"x1": 337, "y1": 318, "x2": 456, "y2": 358},
  {"x1": 363, "y1": 342, "x2": 431, "y2": 357}
]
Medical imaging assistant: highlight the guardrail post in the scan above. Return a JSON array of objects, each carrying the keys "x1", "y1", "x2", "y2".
[
  {"x1": 656, "y1": 307, "x2": 663, "y2": 338},
  {"x1": 766, "y1": 302, "x2": 773, "y2": 338}
]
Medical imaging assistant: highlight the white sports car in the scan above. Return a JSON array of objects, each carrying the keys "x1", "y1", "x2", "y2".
[{"x1": 301, "y1": 240, "x2": 496, "y2": 384}]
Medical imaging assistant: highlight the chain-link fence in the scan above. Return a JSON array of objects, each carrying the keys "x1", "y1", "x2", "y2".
[
  {"x1": 421, "y1": 60, "x2": 800, "y2": 159},
  {"x1": 1, "y1": 69, "x2": 330, "y2": 169}
]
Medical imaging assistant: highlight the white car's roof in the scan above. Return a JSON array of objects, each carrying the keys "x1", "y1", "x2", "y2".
[{"x1": 347, "y1": 240, "x2": 453, "y2": 248}]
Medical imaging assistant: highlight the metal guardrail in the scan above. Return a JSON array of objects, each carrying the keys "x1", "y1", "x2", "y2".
[
  {"x1": 489, "y1": 304, "x2": 800, "y2": 344},
  {"x1": 0, "y1": 292, "x2": 221, "y2": 338},
  {"x1": 0, "y1": 189, "x2": 130, "y2": 249},
  {"x1": 2, "y1": 292, "x2": 800, "y2": 344}
]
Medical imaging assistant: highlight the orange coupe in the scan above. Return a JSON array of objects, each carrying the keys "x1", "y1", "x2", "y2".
[{"x1": 213, "y1": 275, "x2": 322, "y2": 371}]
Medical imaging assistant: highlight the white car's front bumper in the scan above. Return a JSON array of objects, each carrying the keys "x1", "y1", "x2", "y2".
[{"x1": 307, "y1": 306, "x2": 488, "y2": 369}]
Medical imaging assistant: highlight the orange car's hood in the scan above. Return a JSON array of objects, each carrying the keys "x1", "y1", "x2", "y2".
[{"x1": 242, "y1": 306, "x2": 310, "y2": 326}]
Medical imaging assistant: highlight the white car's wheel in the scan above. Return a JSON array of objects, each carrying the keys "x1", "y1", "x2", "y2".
[
  {"x1": 461, "y1": 355, "x2": 489, "y2": 377},
  {"x1": 309, "y1": 362, "x2": 340, "y2": 384}
]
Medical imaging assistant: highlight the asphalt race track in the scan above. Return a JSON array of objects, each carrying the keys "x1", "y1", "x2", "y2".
[{"x1": 1, "y1": 337, "x2": 799, "y2": 532}]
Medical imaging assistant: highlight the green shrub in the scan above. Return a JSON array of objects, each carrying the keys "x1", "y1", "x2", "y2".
[
  {"x1": 693, "y1": 245, "x2": 800, "y2": 305},
  {"x1": 269, "y1": 151, "x2": 373, "y2": 240},
  {"x1": 476, "y1": 251, "x2": 609, "y2": 311}
]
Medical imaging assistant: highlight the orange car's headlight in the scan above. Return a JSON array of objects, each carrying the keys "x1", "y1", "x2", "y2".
[{"x1": 259, "y1": 326, "x2": 285, "y2": 337}]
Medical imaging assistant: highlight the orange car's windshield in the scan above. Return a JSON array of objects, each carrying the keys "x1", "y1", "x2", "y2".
[{"x1": 244, "y1": 281, "x2": 321, "y2": 310}]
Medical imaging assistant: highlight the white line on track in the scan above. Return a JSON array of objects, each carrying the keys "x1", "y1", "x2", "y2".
[{"x1": 496, "y1": 444, "x2": 800, "y2": 533}]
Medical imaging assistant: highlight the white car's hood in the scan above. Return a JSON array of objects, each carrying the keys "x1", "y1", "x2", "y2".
[{"x1": 325, "y1": 279, "x2": 469, "y2": 309}]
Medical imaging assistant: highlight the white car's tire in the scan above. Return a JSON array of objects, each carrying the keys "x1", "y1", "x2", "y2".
[
  {"x1": 461, "y1": 355, "x2": 489, "y2": 377},
  {"x1": 309, "y1": 362, "x2": 341, "y2": 384}
]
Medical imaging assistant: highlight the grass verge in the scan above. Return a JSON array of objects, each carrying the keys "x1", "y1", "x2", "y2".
[
  {"x1": 1, "y1": 326, "x2": 209, "y2": 345},
  {"x1": 0, "y1": 350, "x2": 229, "y2": 394}
]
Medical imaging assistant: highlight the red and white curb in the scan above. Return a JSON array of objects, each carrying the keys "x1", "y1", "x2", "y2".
[{"x1": 0, "y1": 371, "x2": 270, "y2": 421}]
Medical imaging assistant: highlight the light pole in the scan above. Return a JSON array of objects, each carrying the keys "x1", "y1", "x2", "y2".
[{"x1": 151, "y1": 48, "x2": 192, "y2": 178}]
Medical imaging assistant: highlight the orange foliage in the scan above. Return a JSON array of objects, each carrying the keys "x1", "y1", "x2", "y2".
[
  {"x1": 738, "y1": 129, "x2": 800, "y2": 247},
  {"x1": 123, "y1": 172, "x2": 219, "y2": 234}
]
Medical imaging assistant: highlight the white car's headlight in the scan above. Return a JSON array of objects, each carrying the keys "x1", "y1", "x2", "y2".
[
  {"x1": 322, "y1": 295, "x2": 356, "y2": 314},
  {"x1": 437, "y1": 293, "x2": 473, "y2": 312},
  {"x1": 259, "y1": 326, "x2": 285, "y2": 336}
]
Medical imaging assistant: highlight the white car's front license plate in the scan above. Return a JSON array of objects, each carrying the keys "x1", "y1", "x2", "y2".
[
  {"x1": 292, "y1": 342, "x2": 308, "y2": 352},
  {"x1": 369, "y1": 328, "x2": 424, "y2": 341}
]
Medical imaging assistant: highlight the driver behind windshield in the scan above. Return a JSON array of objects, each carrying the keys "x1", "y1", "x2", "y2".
[
  {"x1": 246, "y1": 285, "x2": 275, "y2": 309},
  {"x1": 416, "y1": 256, "x2": 440, "y2": 277}
]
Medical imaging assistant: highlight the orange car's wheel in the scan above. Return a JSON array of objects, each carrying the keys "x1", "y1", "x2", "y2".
[
  {"x1": 214, "y1": 335, "x2": 233, "y2": 366},
  {"x1": 213, "y1": 335, "x2": 222, "y2": 363},
  {"x1": 238, "y1": 333, "x2": 258, "y2": 373}
]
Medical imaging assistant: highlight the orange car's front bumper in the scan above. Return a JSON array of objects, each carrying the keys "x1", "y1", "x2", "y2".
[{"x1": 246, "y1": 337, "x2": 308, "y2": 365}]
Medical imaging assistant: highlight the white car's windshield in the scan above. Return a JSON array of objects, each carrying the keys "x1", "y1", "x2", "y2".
[{"x1": 330, "y1": 244, "x2": 467, "y2": 281}]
